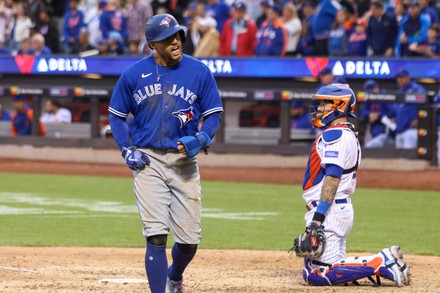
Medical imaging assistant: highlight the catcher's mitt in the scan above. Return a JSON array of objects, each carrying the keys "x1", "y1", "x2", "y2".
[{"x1": 290, "y1": 222, "x2": 326, "y2": 258}]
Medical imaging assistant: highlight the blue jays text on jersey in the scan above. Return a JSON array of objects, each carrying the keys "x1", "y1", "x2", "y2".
[
  {"x1": 133, "y1": 84, "x2": 198, "y2": 105},
  {"x1": 109, "y1": 54, "x2": 223, "y2": 149}
]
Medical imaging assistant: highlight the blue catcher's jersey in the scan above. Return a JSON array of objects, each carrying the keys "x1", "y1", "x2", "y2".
[{"x1": 109, "y1": 54, "x2": 223, "y2": 149}]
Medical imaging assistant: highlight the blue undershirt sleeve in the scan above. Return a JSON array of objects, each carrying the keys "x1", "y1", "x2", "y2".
[
  {"x1": 325, "y1": 163, "x2": 344, "y2": 179},
  {"x1": 200, "y1": 112, "x2": 221, "y2": 138},
  {"x1": 109, "y1": 112, "x2": 131, "y2": 151}
]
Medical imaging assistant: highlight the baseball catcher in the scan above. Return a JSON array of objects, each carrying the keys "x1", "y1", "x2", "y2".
[{"x1": 291, "y1": 84, "x2": 411, "y2": 287}]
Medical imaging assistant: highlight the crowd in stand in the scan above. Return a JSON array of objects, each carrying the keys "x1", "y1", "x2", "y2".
[
  {"x1": 0, "y1": 0, "x2": 439, "y2": 58},
  {"x1": 0, "y1": 0, "x2": 439, "y2": 163}
]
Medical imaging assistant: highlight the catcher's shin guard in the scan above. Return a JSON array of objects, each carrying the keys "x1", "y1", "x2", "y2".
[
  {"x1": 303, "y1": 259, "x2": 375, "y2": 286},
  {"x1": 303, "y1": 250, "x2": 407, "y2": 287}
]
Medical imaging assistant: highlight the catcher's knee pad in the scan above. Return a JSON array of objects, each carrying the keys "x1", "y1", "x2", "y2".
[
  {"x1": 147, "y1": 235, "x2": 167, "y2": 246},
  {"x1": 303, "y1": 267, "x2": 332, "y2": 286},
  {"x1": 303, "y1": 259, "x2": 332, "y2": 286},
  {"x1": 176, "y1": 243, "x2": 197, "y2": 254}
]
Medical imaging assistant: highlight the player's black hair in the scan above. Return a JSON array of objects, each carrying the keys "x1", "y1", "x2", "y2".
[{"x1": 50, "y1": 99, "x2": 61, "y2": 108}]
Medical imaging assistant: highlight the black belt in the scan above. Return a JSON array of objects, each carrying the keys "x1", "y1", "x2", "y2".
[
  {"x1": 306, "y1": 198, "x2": 349, "y2": 211},
  {"x1": 149, "y1": 148, "x2": 179, "y2": 154},
  {"x1": 309, "y1": 259, "x2": 332, "y2": 267}
]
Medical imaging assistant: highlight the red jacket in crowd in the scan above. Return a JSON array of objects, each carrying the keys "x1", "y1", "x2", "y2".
[{"x1": 219, "y1": 18, "x2": 258, "y2": 57}]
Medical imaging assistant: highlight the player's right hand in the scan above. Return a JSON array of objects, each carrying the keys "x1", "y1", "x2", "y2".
[
  {"x1": 177, "y1": 142, "x2": 187, "y2": 157},
  {"x1": 121, "y1": 146, "x2": 150, "y2": 171},
  {"x1": 177, "y1": 131, "x2": 212, "y2": 158}
]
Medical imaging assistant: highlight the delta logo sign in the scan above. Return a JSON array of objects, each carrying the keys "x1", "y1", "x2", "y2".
[
  {"x1": 200, "y1": 58, "x2": 392, "y2": 77},
  {"x1": 14, "y1": 55, "x2": 88, "y2": 74},
  {"x1": 305, "y1": 58, "x2": 391, "y2": 77}
]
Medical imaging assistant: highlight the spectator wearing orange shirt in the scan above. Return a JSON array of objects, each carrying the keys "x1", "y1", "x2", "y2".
[{"x1": 219, "y1": 1, "x2": 257, "y2": 56}]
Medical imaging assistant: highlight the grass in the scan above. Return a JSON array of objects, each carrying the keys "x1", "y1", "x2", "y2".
[{"x1": 0, "y1": 172, "x2": 438, "y2": 255}]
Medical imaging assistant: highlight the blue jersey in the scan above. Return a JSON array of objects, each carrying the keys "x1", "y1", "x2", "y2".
[
  {"x1": 391, "y1": 81, "x2": 426, "y2": 134},
  {"x1": 255, "y1": 19, "x2": 287, "y2": 56},
  {"x1": 311, "y1": 0, "x2": 341, "y2": 39},
  {"x1": 206, "y1": 1, "x2": 230, "y2": 34},
  {"x1": 63, "y1": 10, "x2": 85, "y2": 43},
  {"x1": 109, "y1": 54, "x2": 223, "y2": 149},
  {"x1": 360, "y1": 102, "x2": 396, "y2": 137}
]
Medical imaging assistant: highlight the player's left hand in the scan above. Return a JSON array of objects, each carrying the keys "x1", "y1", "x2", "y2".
[
  {"x1": 177, "y1": 131, "x2": 212, "y2": 158},
  {"x1": 290, "y1": 222, "x2": 326, "y2": 258}
]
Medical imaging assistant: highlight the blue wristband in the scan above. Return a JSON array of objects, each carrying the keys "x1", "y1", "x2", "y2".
[{"x1": 316, "y1": 200, "x2": 331, "y2": 215}]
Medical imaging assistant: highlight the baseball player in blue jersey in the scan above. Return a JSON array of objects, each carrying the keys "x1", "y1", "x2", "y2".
[
  {"x1": 391, "y1": 69, "x2": 426, "y2": 149},
  {"x1": 292, "y1": 84, "x2": 411, "y2": 287},
  {"x1": 108, "y1": 13, "x2": 223, "y2": 293},
  {"x1": 359, "y1": 80, "x2": 396, "y2": 148}
]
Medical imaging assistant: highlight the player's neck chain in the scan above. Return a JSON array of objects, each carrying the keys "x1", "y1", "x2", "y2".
[
  {"x1": 154, "y1": 54, "x2": 183, "y2": 81},
  {"x1": 155, "y1": 61, "x2": 169, "y2": 82}
]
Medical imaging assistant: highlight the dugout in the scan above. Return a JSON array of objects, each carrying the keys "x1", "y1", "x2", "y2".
[{"x1": 0, "y1": 56, "x2": 438, "y2": 166}]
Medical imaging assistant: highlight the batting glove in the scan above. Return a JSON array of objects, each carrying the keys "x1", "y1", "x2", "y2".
[
  {"x1": 121, "y1": 146, "x2": 150, "y2": 171},
  {"x1": 178, "y1": 131, "x2": 212, "y2": 158}
]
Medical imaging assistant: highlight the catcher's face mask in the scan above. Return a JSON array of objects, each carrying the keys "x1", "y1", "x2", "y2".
[{"x1": 310, "y1": 84, "x2": 357, "y2": 128}]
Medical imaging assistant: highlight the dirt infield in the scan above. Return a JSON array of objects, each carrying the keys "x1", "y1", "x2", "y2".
[
  {"x1": 0, "y1": 159, "x2": 439, "y2": 292},
  {"x1": 1, "y1": 247, "x2": 439, "y2": 293}
]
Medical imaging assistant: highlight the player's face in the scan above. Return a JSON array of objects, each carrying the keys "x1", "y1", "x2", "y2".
[
  {"x1": 152, "y1": 32, "x2": 182, "y2": 66},
  {"x1": 14, "y1": 100, "x2": 26, "y2": 112},
  {"x1": 316, "y1": 100, "x2": 333, "y2": 119},
  {"x1": 320, "y1": 74, "x2": 333, "y2": 86},
  {"x1": 396, "y1": 76, "x2": 410, "y2": 88},
  {"x1": 45, "y1": 101, "x2": 55, "y2": 113}
]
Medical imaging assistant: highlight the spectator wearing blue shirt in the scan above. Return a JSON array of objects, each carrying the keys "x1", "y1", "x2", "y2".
[
  {"x1": 390, "y1": 69, "x2": 426, "y2": 149},
  {"x1": 298, "y1": 0, "x2": 317, "y2": 56},
  {"x1": 360, "y1": 80, "x2": 396, "y2": 148},
  {"x1": 255, "y1": 3, "x2": 288, "y2": 56},
  {"x1": 396, "y1": 0, "x2": 431, "y2": 57},
  {"x1": 26, "y1": 33, "x2": 52, "y2": 55},
  {"x1": 99, "y1": 1, "x2": 128, "y2": 43},
  {"x1": 63, "y1": 0, "x2": 85, "y2": 53},
  {"x1": 206, "y1": 0, "x2": 231, "y2": 34},
  {"x1": 419, "y1": 0, "x2": 439, "y2": 24},
  {"x1": 348, "y1": 18, "x2": 368, "y2": 56},
  {"x1": 328, "y1": 8, "x2": 350, "y2": 56},
  {"x1": 311, "y1": 0, "x2": 342, "y2": 55},
  {"x1": 367, "y1": 0, "x2": 398, "y2": 57},
  {"x1": 411, "y1": 23, "x2": 440, "y2": 57}
]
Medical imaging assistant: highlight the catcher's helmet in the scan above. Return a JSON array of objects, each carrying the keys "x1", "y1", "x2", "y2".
[
  {"x1": 310, "y1": 84, "x2": 357, "y2": 128},
  {"x1": 145, "y1": 13, "x2": 186, "y2": 44}
]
